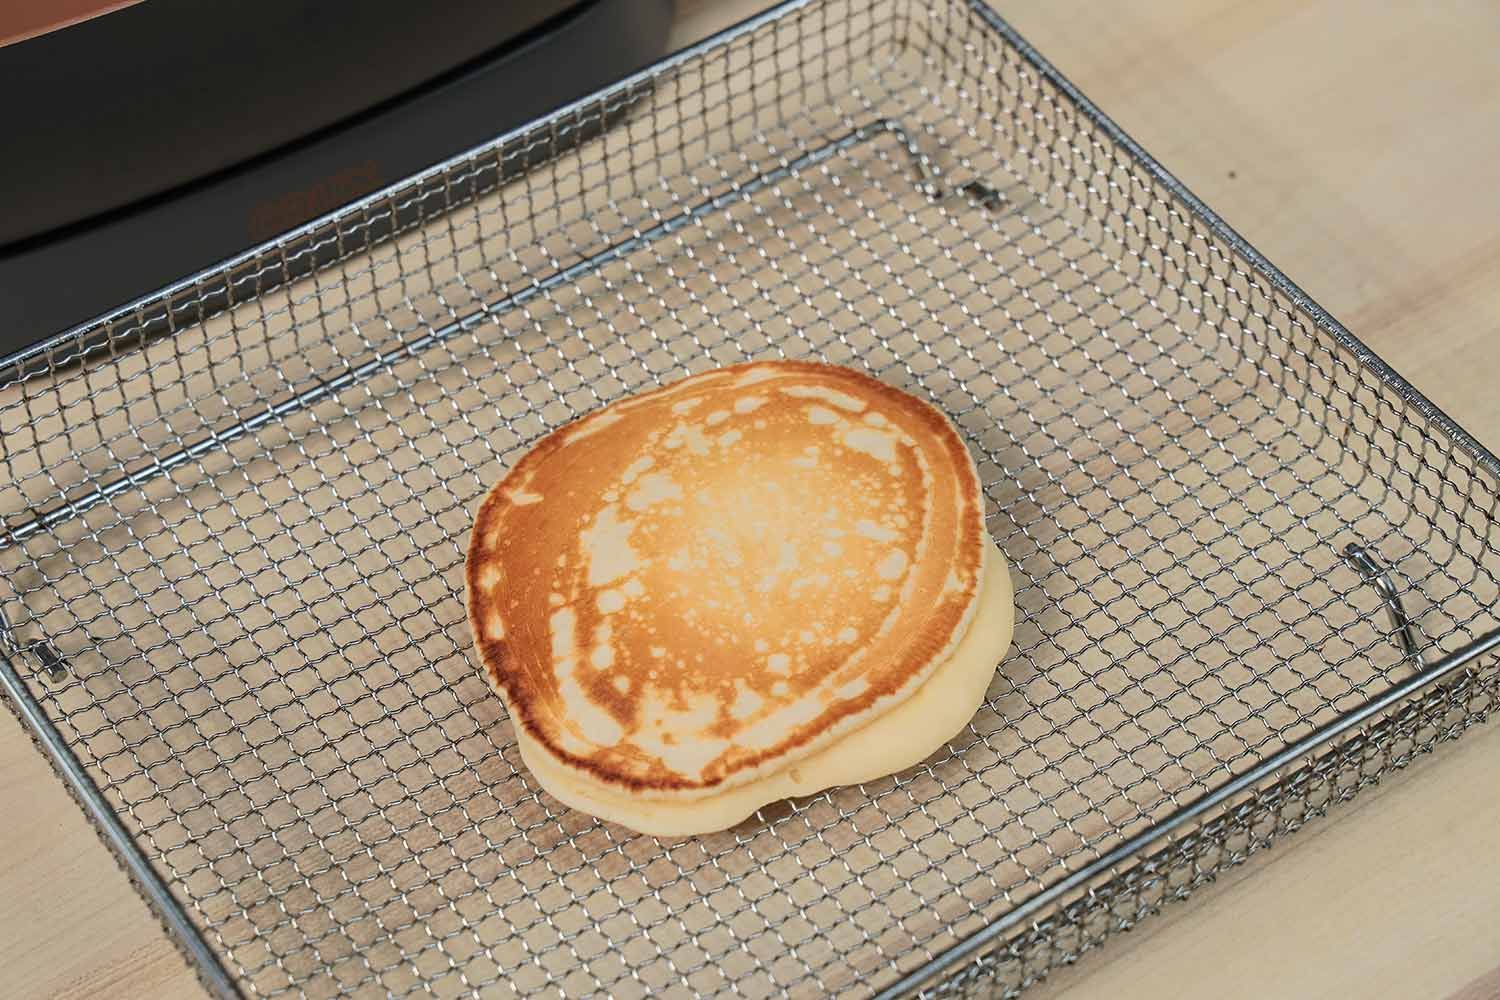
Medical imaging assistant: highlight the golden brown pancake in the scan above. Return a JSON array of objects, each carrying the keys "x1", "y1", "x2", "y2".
[{"x1": 466, "y1": 360, "x2": 1003, "y2": 829}]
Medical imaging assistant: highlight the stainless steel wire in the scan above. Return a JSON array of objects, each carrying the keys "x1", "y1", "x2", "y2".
[{"x1": 1, "y1": 1, "x2": 1498, "y2": 997}]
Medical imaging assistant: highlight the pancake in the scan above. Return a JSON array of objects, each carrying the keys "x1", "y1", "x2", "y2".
[{"x1": 465, "y1": 359, "x2": 1012, "y2": 833}]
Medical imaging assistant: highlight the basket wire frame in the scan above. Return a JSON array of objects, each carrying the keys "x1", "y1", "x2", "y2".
[{"x1": 2, "y1": 1, "x2": 1498, "y2": 997}]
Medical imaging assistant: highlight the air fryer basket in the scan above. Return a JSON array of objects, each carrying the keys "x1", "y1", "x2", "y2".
[{"x1": 2, "y1": 1, "x2": 1497, "y2": 997}]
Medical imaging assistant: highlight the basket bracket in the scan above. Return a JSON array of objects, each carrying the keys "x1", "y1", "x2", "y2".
[{"x1": 1342, "y1": 542, "x2": 1424, "y2": 666}]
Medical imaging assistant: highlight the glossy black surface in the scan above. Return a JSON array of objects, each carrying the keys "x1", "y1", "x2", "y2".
[{"x1": 0, "y1": 0, "x2": 673, "y2": 362}]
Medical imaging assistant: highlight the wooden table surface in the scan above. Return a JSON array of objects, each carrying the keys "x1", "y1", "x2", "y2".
[{"x1": 4, "y1": 1, "x2": 1498, "y2": 997}]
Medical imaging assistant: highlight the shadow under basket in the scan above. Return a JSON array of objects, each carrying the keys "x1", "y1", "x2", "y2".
[{"x1": 2, "y1": 1, "x2": 1498, "y2": 997}]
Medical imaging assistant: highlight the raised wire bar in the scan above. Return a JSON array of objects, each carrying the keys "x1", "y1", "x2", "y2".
[{"x1": 2, "y1": 2, "x2": 1497, "y2": 997}]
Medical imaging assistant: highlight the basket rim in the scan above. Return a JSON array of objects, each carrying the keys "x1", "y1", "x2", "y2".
[{"x1": 1, "y1": 2, "x2": 1497, "y2": 998}]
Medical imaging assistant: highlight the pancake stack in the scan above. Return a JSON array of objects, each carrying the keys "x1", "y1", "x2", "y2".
[{"x1": 465, "y1": 360, "x2": 1013, "y2": 836}]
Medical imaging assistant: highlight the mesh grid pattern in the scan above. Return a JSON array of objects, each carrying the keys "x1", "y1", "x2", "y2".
[{"x1": 2, "y1": 1, "x2": 1498, "y2": 996}]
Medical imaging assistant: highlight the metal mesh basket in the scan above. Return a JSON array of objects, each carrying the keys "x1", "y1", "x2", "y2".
[{"x1": 3, "y1": 1, "x2": 1498, "y2": 997}]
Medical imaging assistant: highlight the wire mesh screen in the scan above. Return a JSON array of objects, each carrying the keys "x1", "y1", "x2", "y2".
[{"x1": 2, "y1": 0, "x2": 1498, "y2": 997}]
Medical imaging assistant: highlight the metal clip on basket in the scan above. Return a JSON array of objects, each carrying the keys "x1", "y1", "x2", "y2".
[{"x1": 2, "y1": 1, "x2": 1497, "y2": 997}]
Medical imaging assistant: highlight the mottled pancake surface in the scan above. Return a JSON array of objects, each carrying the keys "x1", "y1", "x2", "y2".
[{"x1": 466, "y1": 360, "x2": 986, "y2": 796}]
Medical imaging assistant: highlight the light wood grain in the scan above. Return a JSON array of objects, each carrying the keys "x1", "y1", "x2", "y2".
[{"x1": 2, "y1": 1, "x2": 1498, "y2": 997}]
